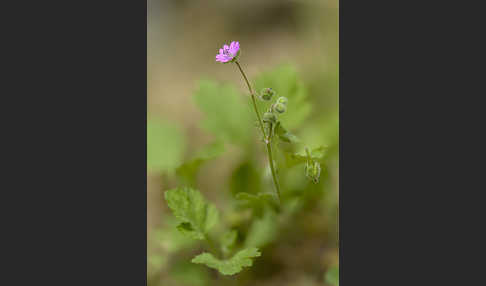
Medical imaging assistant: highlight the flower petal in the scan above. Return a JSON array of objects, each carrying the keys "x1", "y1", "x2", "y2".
[
  {"x1": 229, "y1": 41, "x2": 235, "y2": 50},
  {"x1": 229, "y1": 42, "x2": 239, "y2": 55},
  {"x1": 216, "y1": 54, "x2": 230, "y2": 62},
  {"x1": 223, "y1": 44, "x2": 229, "y2": 50},
  {"x1": 219, "y1": 48, "x2": 223, "y2": 54}
]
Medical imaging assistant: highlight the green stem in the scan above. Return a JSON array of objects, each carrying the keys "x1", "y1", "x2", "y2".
[
  {"x1": 305, "y1": 147, "x2": 311, "y2": 161},
  {"x1": 234, "y1": 60, "x2": 281, "y2": 203}
]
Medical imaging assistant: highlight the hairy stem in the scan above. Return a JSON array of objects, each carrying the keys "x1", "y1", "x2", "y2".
[{"x1": 234, "y1": 60, "x2": 281, "y2": 202}]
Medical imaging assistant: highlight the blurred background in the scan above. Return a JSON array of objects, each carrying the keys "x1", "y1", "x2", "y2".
[{"x1": 148, "y1": 0, "x2": 338, "y2": 285}]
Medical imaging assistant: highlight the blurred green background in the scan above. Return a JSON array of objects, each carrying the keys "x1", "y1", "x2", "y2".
[{"x1": 148, "y1": 0, "x2": 338, "y2": 285}]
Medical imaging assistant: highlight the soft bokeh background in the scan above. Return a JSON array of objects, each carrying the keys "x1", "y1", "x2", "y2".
[{"x1": 148, "y1": 0, "x2": 338, "y2": 285}]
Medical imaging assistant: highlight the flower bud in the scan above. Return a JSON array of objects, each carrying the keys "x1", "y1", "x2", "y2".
[
  {"x1": 273, "y1": 103, "x2": 287, "y2": 114},
  {"x1": 305, "y1": 161, "x2": 321, "y2": 184},
  {"x1": 262, "y1": 112, "x2": 277, "y2": 123},
  {"x1": 260, "y1": 88, "x2": 275, "y2": 101},
  {"x1": 276, "y1": 96, "x2": 288, "y2": 105}
]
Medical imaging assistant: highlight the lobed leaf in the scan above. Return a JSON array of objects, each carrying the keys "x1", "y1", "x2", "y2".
[
  {"x1": 164, "y1": 187, "x2": 219, "y2": 240},
  {"x1": 191, "y1": 247, "x2": 261, "y2": 275},
  {"x1": 235, "y1": 192, "x2": 278, "y2": 216},
  {"x1": 283, "y1": 146, "x2": 327, "y2": 168}
]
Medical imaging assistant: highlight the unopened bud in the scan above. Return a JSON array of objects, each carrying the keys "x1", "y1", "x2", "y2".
[
  {"x1": 260, "y1": 88, "x2": 275, "y2": 101},
  {"x1": 305, "y1": 160, "x2": 321, "y2": 184},
  {"x1": 263, "y1": 112, "x2": 277, "y2": 123},
  {"x1": 273, "y1": 103, "x2": 287, "y2": 114},
  {"x1": 276, "y1": 96, "x2": 288, "y2": 105}
]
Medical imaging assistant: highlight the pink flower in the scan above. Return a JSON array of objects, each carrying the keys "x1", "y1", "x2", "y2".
[{"x1": 216, "y1": 41, "x2": 240, "y2": 63}]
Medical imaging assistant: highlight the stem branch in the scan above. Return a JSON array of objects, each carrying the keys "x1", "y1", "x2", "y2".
[{"x1": 234, "y1": 60, "x2": 281, "y2": 202}]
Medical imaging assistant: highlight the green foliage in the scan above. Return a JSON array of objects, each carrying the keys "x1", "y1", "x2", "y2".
[
  {"x1": 254, "y1": 65, "x2": 311, "y2": 130},
  {"x1": 147, "y1": 117, "x2": 186, "y2": 174},
  {"x1": 221, "y1": 230, "x2": 238, "y2": 257},
  {"x1": 193, "y1": 80, "x2": 252, "y2": 145},
  {"x1": 151, "y1": 220, "x2": 196, "y2": 253},
  {"x1": 283, "y1": 146, "x2": 326, "y2": 168},
  {"x1": 244, "y1": 210, "x2": 278, "y2": 248},
  {"x1": 157, "y1": 61, "x2": 336, "y2": 283},
  {"x1": 235, "y1": 192, "x2": 278, "y2": 216},
  {"x1": 325, "y1": 265, "x2": 339, "y2": 286},
  {"x1": 165, "y1": 187, "x2": 219, "y2": 240},
  {"x1": 191, "y1": 247, "x2": 261, "y2": 275},
  {"x1": 274, "y1": 121, "x2": 299, "y2": 144},
  {"x1": 148, "y1": 219, "x2": 198, "y2": 276}
]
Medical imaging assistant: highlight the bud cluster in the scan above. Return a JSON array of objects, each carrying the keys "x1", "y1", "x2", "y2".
[{"x1": 260, "y1": 87, "x2": 289, "y2": 141}]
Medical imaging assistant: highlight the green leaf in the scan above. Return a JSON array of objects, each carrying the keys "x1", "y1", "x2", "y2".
[
  {"x1": 164, "y1": 187, "x2": 219, "y2": 240},
  {"x1": 283, "y1": 146, "x2": 327, "y2": 168},
  {"x1": 275, "y1": 121, "x2": 300, "y2": 143},
  {"x1": 244, "y1": 210, "x2": 278, "y2": 248},
  {"x1": 191, "y1": 247, "x2": 261, "y2": 275},
  {"x1": 150, "y1": 219, "x2": 196, "y2": 253},
  {"x1": 254, "y1": 65, "x2": 311, "y2": 130},
  {"x1": 193, "y1": 80, "x2": 252, "y2": 145},
  {"x1": 176, "y1": 141, "x2": 225, "y2": 186},
  {"x1": 221, "y1": 230, "x2": 238, "y2": 257},
  {"x1": 176, "y1": 222, "x2": 205, "y2": 240},
  {"x1": 147, "y1": 118, "x2": 186, "y2": 174},
  {"x1": 309, "y1": 146, "x2": 326, "y2": 159},
  {"x1": 235, "y1": 192, "x2": 278, "y2": 216},
  {"x1": 325, "y1": 265, "x2": 339, "y2": 286}
]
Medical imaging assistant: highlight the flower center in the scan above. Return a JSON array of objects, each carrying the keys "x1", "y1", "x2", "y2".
[{"x1": 223, "y1": 48, "x2": 233, "y2": 57}]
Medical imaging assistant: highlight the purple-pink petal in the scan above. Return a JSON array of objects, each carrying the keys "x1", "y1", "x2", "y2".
[
  {"x1": 229, "y1": 41, "x2": 239, "y2": 55},
  {"x1": 216, "y1": 54, "x2": 230, "y2": 62}
]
